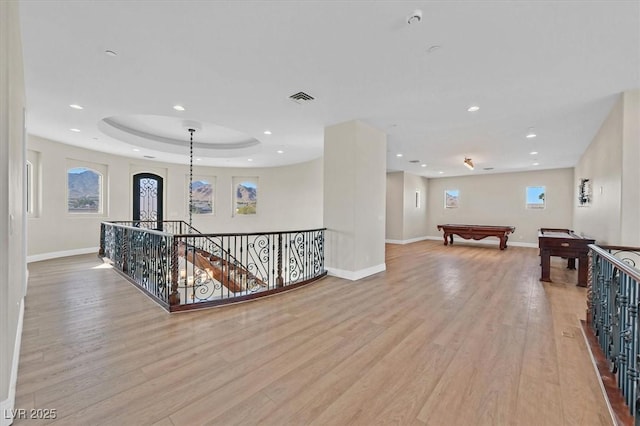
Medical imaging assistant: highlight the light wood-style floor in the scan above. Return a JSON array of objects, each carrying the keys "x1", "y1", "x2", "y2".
[{"x1": 15, "y1": 241, "x2": 612, "y2": 425}]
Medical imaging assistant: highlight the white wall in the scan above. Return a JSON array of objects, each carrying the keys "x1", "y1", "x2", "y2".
[
  {"x1": 621, "y1": 90, "x2": 640, "y2": 246},
  {"x1": 573, "y1": 90, "x2": 640, "y2": 246},
  {"x1": 0, "y1": 1, "x2": 26, "y2": 423},
  {"x1": 385, "y1": 171, "x2": 429, "y2": 243},
  {"x1": 573, "y1": 95, "x2": 623, "y2": 244},
  {"x1": 27, "y1": 135, "x2": 323, "y2": 258},
  {"x1": 402, "y1": 172, "x2": 429, "y2": 240},
  {"x1": 427, "y1": 168, "x2": 574, "y2": 245},
  {"x1": 385, "y1": 172, "x2": 404, "y2": 241}
]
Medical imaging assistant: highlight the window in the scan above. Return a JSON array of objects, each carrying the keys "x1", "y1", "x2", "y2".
[
  {"x1": 233, "y1": 177, "x2": 258, "y2": 215},
  {"x1": 26, "y1": 161, "x2": 33, "y2": 214},
  {"x1": 445, "y1": 189, "x2": 459, "y2": 208},
  {"x1": 67, "y1": 167, "x2": 102, "y2": 213},
  {"x1": 526, "y1": 186, "x2": 545, "y2": 209},
  {"x1": 189, "y1": 177, "x2": 215, "y2": 215},
  {"x1": 26, "y1": 150, "x2": 41, "y2": 217}
]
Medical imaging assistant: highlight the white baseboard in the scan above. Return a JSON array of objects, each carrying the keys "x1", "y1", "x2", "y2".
[
  {"x1": 385, "y1": 236, "x2": 430, "y2": 245},
  {"x1": 1, "y1": 298, "x2": 24, "y2": 426},
  {"x1": 27, "y1": 246, "x2": 99, "y2": 263},
  {"x1": 424, "y1": 235, "x2": 537, "y2": 248},
  {"x1": 326, "y1": 263, "x2": 386, "y2": 281}
]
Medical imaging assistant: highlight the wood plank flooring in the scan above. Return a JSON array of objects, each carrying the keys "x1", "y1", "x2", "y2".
[{"x1": 14, "y1": 241, "x2": 612, "y2": 425}]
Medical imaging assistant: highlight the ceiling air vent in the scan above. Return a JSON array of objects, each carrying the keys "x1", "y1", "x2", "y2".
[
  {"x1": 289, "y1": 91, "x2": 315, "y2": 104},
  {"x1": 143, "y1": 155, "x2": 156, "y2": 159},
  {"x1": 409, "y1": 160, "x2": 420, "y2": 163}
]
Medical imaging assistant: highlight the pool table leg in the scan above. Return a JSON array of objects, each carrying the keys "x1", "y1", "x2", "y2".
[
  {"x1": 540, "y1": 250, "x2": 552, "y2": 282},
  {"x1": 500, "y1": 235, "x2": 508, "y2": 250}
]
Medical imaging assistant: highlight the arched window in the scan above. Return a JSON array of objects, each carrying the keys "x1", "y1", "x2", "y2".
[
  {"x1": 67, "y1": 167, "x2": 102, "y2": 213},
  {"x1": 190, "y1": 177, "x2": 215, "y2": 215}
]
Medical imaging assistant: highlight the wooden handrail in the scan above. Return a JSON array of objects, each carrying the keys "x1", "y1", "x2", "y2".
[{"x1": 589, "y1": 244, "x2": 640, "y2": 281}]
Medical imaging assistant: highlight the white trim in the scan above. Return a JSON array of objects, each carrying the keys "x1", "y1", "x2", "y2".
[
  {"x1": 579, "y1": 323, "x2": 616, "y2": 426},
  {"x1": 27, "y1": 246, "x2": 99, "y2": 263},
  {"x1": 326, "y1": 263, "x2": 386, "y2": 281},
  {"x1": 1, "y1": 299, "x2": 24, "y2": 426},
  {"x1": 385, "y1": 236, "x2": 430, "y2": 245},
  {"x1": 424, "y1": 235, "x2": 537, "y2": 248}
]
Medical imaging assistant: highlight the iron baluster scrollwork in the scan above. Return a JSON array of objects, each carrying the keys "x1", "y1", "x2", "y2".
[
  {"x1": 589, "y1": 244, "x2": 640, "y2": 422},
  {"x1": 100, "y1": 221, "x2": 326, "y2": 311}
]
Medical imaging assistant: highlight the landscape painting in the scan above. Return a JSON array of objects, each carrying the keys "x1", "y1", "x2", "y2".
[
  {"x1": 190, "y1": 178, "x2": 214, "y2": 214},
  {"x1": 67, "y1": 167, "x2": 101, "y2": 213},
  {"x1": 445, "y1": 189, "x2": 459, "y2": 208},
  {"x1": 233, "y1": 177, "x2": 258, "y2": 215}
]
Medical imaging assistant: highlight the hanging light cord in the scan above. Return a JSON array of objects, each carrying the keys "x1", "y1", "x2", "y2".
[{"x1": 188, "y1": 128, "x2": 194, "y2": 230}]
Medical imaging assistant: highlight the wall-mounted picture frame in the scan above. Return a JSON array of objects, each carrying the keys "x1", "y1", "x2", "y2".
[
  {"x1": 233, "y1": 176, "x2": 258, "y2": 216},
  {"x1": 578, "y1": 178, "x2": 592, "y2": 206},
  {"x1": 445, "y1": 189, "x2": 459, "y2": 208}
]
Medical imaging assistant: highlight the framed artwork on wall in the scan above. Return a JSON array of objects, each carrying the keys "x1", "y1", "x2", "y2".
[
  {"x1": 233, "y1": 176, "x2": 258, "y2": 216},
  {"x1": 445, "y1": 189, "x2": 459, "y2": 208},
  {"x1": 578, "y1": 178, "x2": 592, "y2": 206}
]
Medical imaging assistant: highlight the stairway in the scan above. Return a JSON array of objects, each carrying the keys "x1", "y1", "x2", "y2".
[{"x1": 177, "y1": 242, "x2": 267, "y2": 294}]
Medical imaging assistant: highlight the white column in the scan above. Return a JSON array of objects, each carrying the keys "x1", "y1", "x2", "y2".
[{"x1": 323, "y1": 120, "x2": 386, "y2": 280}]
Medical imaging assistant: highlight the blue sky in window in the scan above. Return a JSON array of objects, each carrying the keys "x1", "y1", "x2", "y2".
[
  {"x1": 526, "y1": 186, "x2": 545, "y2": 204},
  {"x1": 68, "y1": 167, "x2": 89, "y2": 174}
]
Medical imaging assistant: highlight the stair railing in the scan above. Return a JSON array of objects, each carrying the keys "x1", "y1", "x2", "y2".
[
  {"x1": 588, "y1": 244, "x2": 640, "y2": 424},
  {"x1": 99, "y1": 221, "x2": 326, "y2": 312}
]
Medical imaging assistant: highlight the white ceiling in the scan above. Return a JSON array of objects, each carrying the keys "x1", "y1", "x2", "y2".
[{"x1": 19, "y1": 1, "x2": 640, "y2": 177}]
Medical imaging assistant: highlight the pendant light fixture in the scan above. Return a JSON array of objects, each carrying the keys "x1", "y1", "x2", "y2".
[{"x1": 464, "y1": 157, "x2": 474, "y2": 170}]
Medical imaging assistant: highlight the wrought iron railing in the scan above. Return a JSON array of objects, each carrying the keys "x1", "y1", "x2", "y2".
[
  {"x1": 99, "y1": 221, "x2": 326, "y2": 312},
  {"x1": 588, "y1": 244, "x2": 640, "y2": 423}
]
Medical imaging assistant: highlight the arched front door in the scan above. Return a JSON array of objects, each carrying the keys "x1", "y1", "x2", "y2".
[{"x1": 133, "y1": 173, "x2": 163, "y2": 229}]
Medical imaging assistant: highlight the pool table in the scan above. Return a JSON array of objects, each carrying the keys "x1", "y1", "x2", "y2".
[
  {"x1": 538, "y1": 228, "x2": 595, "y2": 287},
  {"x1": 437, "y1": 224, "x2": 516, "y2": 250}
]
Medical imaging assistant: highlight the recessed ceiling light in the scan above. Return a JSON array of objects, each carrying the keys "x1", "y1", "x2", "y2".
[
  {"x1": 69, "y1": 104, "x2": 83, "y2": 110},
  {"x1": 427, "y1": 45, "x2": 441, "y2": 53},
  {"x1": 526, "y1": 128, "x2": 537, "y2": 138},
  {"x1": 277, "y1": 150, "x2": 284, "y2": 154},
  {"x1": 196, "y1": 158, "x2": 202, "y2": 161},
  {"x1": 264, "y1": 130, "x2": 272, "y2": 135},
  {"x1": 467, "y1": 105, "x2": 480, "y2": 112},
  {"x1": 396, "y1": 153, "x2": 403, "y2": 157},
  {"x1": 133, "y1": 148, "x2": 140, "y2": 152},
  {"x1": 438, "y1": 171, "x2": 444, "y2": 174},
  {"x1": 173, "y1": 105, "x2": 185, "y2": 111},
  {"x1": 421, "y1": 164, "x2": 427, "y2": 167},
  {"x1": 248, "y1": 158, "x2": 253, "y2": 162},
  {"x1": 530, "y1": 151, "x2": 538, "y2": 155},
  {"x1": 69, "y1": 128, "x2": 80, "y2": 132},
  {"x1": 532, "y1": 162, "x2": 540, "y2": 166},
  {"x1": 104, "y1": 50, "x2": 118, "y2": 57}
]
